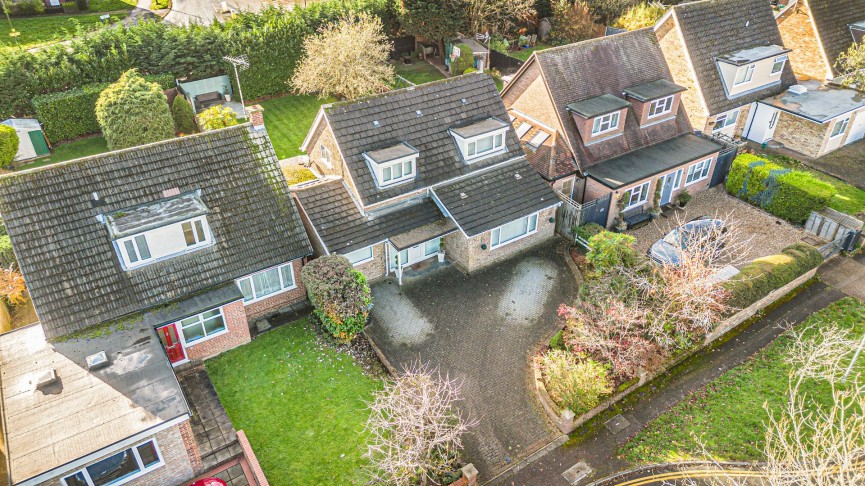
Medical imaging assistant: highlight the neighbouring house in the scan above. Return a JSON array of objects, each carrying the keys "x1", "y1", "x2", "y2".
[
  {"x1": 0, "y1": 111, "x2": 312, "y2": 485},
  {"x1": 775, "y1": 0, "x2": 865, "y2": 81},
  {"x1": 295, "y1": 73, "x2": 560, "y2": 279},
  {"x1": 500, "y1": 28, "x2": 724, "y2": 229},
  {"x1": 0, "y1": 118, "x2": 49, "y2": 162},
  {"x1": 655, "y1": 0, "x2": 797, "y2": 138}
]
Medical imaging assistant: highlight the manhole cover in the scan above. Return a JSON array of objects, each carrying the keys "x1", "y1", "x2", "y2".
[
  {"x1": 562, "y1": 462, "x2": 591, "y2": 485},
  {"x1": 605, "y1": 414, "x2": 630, "y2": 434}
]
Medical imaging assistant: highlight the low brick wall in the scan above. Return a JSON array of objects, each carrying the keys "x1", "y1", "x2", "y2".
[
  {"x1": 535, "y1": 266, "x2": 819, "y2": 434},
  {"x1": 237, "y1": 430, "x2": 269, "y2": 486}
]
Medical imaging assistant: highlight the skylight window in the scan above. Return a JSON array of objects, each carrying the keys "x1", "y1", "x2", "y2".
[
  {"x1": 527, "y1": 131, "x2": 550, "y2": 148},
  {"x1": 515, "y1": 122, "x2": 532, "y2": 138}
]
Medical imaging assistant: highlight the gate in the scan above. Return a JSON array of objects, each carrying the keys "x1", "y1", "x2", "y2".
[
  {"x1": 806, "y1": 208, "x2": 863, "y2": 258},
  {"x1": 696, "y1": 131, "x2": 741, "y2": 188},
  {"x1": 554, "y1": 192, "x2": 610, "y2": 239}
]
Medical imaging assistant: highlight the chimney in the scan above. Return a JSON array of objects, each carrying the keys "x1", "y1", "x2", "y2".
[{"x1": 248, "y1": 105, "x2": 265, "y2": 130}]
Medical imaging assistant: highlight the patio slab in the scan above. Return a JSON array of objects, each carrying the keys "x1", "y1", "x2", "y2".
[{"x1": 365, "y1": 239, "x2": 576, "y2": 479}]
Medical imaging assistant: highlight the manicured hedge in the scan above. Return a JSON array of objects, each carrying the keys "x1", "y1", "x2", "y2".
[
  {"x1": 726, "y1": 154, "x2": 835, "y2": 223},
  {"x1": 0, "y1": 125, "x2": 18, "y2": 168},
  {"x1": 724, "y1": 243, "x2": 823, "y2": 310}
]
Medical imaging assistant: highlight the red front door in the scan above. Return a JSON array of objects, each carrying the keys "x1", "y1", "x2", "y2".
[{"x1": 157, "y1": 323, "x2": 186, "y2": 364}]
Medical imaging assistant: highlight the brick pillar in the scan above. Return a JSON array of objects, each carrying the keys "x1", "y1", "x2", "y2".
[
  {"x1": 248, "y1": 105, "x2": 265, "y2": 130},
  {"x1": 179, "y1": 420, "x2": 203, "y2": 474}
]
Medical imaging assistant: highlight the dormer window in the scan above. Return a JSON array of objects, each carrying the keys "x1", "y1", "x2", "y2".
[
  {"x1": 734, "y1": 64, "x2": 755, "y2": 85},
  {"x1": 566, "y1": 94, "x2": 630, "y2": 140},
  {"x1": 449, "y1": 117, "x2": 510, "y2": 162},
  {"x1": 770, "y1": 55, "x2": 787, "y2": 75},
  {"x1": 592, "y1": 112, "x2": 620, "y2": 135},
  {"x1": 116, "y1": 216, "x2": 212, "y2": 269},
  {"x1": 364, "y1": 142, "x2": 419, "y2": 187},
  {"x1": 648, "y1": 95, "x2": 675, "y2": 118}
]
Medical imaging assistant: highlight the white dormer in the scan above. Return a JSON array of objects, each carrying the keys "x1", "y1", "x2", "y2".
[
  {"x1": 449, "y1": 117, "x2": 510, "y2": 163},
  {"x1": 363, "y1": 142, "x2": 419, "y2": 187},
  {"x1": 715, "y1": 44, "x2": 791, "y2": 98}
]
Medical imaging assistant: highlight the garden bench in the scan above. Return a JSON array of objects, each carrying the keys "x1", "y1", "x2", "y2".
[
  {"x1": 194, "y1": 92, "x2": 225, "y2": 112},
  {"x1": 624, "y1": 211, "x2": 652, "y2": 229}
]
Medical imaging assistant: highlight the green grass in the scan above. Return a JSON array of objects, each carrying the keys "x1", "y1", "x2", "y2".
[
  {"x1": 756, "y1": 152, "x2": 865, "y2": 216},
  {"x1": 257, "y1": 95, "x2": 335, "y2": 160},
  {"x1": 15, "y1": 136, "x2": 108, "y2": 170},
  {"x1": 207, "y1": 319, "x2": 382, "y2": 485},
  {"x1": 0, "y1": 13, "x2": 125, "y2": 51},
  {"x1": 620, "y1": 297, "x2": 865, "y2": 464},
  {"x1": 507, "y1": 43, "x2": 556, "y2": 61},
  {"x1": 88, "y1": 0, "x2": 137, "y2": 11},
  {"x1": 394, "y1": 61, "x2": 446, "y2": 86}
]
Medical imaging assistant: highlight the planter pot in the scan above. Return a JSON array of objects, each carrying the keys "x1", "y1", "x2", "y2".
[
  {"x1": 437, "y1": 252, "x2": 446, "y2": 263},
  {"x1": 225, "y1": 94, "x2": 232, "y2": 102}
]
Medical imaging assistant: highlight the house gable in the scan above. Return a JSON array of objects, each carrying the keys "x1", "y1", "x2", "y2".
[
  {"x1": 803, "y1": 0, "x2": 865, "y2": 77},
  {"x1": 656, "y1": 12, "x2": 711, "y2": 129},
  {"x1": 776, "y1": 3, "x2": 834, "y2": 80}
]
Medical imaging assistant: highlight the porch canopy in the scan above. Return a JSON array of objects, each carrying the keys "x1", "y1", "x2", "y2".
[
  {"x1": 586, "y1": 133, "x2": 722, "y2": 189},
  {"x1": 142, "y1": 282, "x2": 243, "y2": 328},
  {"x1": 389, "y1": 219, "x2": 457, "y2": 251}
]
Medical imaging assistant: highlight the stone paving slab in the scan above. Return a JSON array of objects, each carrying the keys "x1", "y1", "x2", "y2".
[
  {"x1": 178, "y1": 367, "x2": 243, "y2": 472},
  {"x1": 365, "y1": 239, "x2": 576, "y2": 479}
]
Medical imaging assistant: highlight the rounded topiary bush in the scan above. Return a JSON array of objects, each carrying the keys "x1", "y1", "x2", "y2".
[
  {"x1": 171, "y1": 95, "x2": 197, "y2": 134},
  {"x1": 300, "y1": 255, "x2": 372, "y2": 342},
  {"x1": 95, "y1": 69, "x2": 175, "y2": 150},
  {"x1": 0, "y1": 125, "x2": 18, "y2": 168}
]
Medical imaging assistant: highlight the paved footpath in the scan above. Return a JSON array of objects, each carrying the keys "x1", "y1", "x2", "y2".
[{"x1": 500, "y1": 255, "x2": 865, "y2": 485}]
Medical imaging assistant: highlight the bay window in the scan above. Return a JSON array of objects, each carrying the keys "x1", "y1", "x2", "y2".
[
  {"x1": 491, "y1": 213, "x2": 538, "y2": 249},
  {"x1": 62, "y1": 440, "x2": 162, "y2": 486},
  {"x1": 236, "y1": 262, "x2": 296, "y2": 304}
]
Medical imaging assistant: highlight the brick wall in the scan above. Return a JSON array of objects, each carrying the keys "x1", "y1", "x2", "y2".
[
  {"x1": 306, "y1": 123, "x2": 363, "y2": 203},
  {"x1": 36, "y1": 423, "x2": 195, "y2": 486},
  {"x1": 777, "y1": 5, "x2": 830, "y2": 80},
  {"x1": 657, "y1": 16, "x2": 710, "y2": 131},
  {"x1": 502, "y1": 61, "x2": 564, "y2": 135},
  {"x1": 445, "y1": 206, "x2": 557, "y2": 272},
  {"x1": 244, "y1": 259, "x2": 308, "y2": 320},
  {"x1": 772, "y1": 111, "x2": 828, "y2": 158},
  {"x1": 178, "y1": 420, "x2": 203, "y2": 475},
  {"x1": 351, "y1": 242, "x2": 388, "y2": 282},
  {"x1": 185, "y1": 300, "x2": 251, "y2": 362}
]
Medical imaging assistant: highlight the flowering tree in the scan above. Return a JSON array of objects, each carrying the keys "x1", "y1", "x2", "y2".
[
  {"x1": 364, "y1": 362, "x2": 476, "y2": 485},
  {"x1": 836, "y1": 43, "x2": 865, "y2": 90},
  {"x1": 300, "y1": 255, "x2": 372, "y2": 342}
]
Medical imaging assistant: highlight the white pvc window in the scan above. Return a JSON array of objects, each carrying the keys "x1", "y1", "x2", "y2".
[
  {"x1": 179, "y1": 308, "x2": 226, "y2": 344},
  {"x1": 734, "y1": 64, "x2": 755, "y2": 85},
  {"x1": 182, "y1": 219, "x2": 206, "y2": 246},
  {"x1": 319, "y1": 144, "x2": 332, "y2": 167},
  {"x1": 345, "y1": 246, "x2": 374, "y2": 265},
  {"x1": 686, "y1": 158, "x2": 712, "y2": 185},
  {"x1": 527, "y1": 131, "x2": 550, "y2": 148},
  {"x1": 117, "y1": 216, "x2": 211, "y2": 269},
  {"x1": 467, "y1": 133, "x2": 504, "y2": 158},
  {"x1": 648, "y1": 95, "x2": 675, "y2": 118},
  {"x1": 625, "y1": 181, "x2": 651, "y2": 209},
  {"x1": 592, "y1": 112, "x2": 620, "y2": 135},
  {"x1": 423, "y1": 238, "x2": 440, "y2": 256},
  {"x1": 380, "y1": 158, "x2": 415, "y2": 185},
  {"x1": 120, "y1": 235, "x2": 151, "y2": 266},
  {"x1": 62, "y1": 439, "x2": 163, "y2": 486},
  {"x1": 770, "y1": 55, "x2": 788, "y2": 75},
  {"x1": 237, "y1": 262, "x2": 296, "y2": 304},
  {"x1": 491, "y1": 213, "x2": 538, "y2": 249},
  {"x1": 830, "y1": 117, "x2": 850, "y2": 138},
  {"x1": 713, "y1": 109, "x2": 739, "y2": 132},
  {"x1": 515, "y1": 122, "x2": 532, "y2": 138}
]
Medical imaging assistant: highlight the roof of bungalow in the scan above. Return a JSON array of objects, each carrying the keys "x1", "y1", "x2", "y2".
[{"x1": 760, "y1": 80, "x2": 865, "y2": 123}]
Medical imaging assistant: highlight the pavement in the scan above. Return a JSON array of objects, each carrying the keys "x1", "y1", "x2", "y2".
[
  {"x1": 501, "y1": 252, "x2": 865, "y2": 485},
  {"x1": 365, "y1": 240, "x2": 577, "y2": 479},
  {"x1": 163, "y1": 0, "x2": 270, "y2": 25}
]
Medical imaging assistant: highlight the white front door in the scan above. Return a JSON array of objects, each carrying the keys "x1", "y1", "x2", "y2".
[
  {"x1": 389, "y1": 238, "x2": 440, "y2": 271},
  {"x1": 847, "y1": 111, "x2": 865, "y2": 145},
  {"x1": 744, "y1": 103, "x2": 780, "y2": 143}
]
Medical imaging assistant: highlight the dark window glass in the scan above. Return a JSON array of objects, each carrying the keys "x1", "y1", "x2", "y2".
[
  {"x1": 194, "y1": 220, "x2": 206, "y2": 242},
  {"x1": 136, "y1": 442, "x2": 160, "y2": 467},
  {"x1": 62, "y1": 472, "x2": 89, "y2": 486},
  {"x1": 86, "y1": 449, "x2": 140, "y2": 486},
  {"x1": 134, "y1": 235, "x2": 151, "y2": 260},
  {"x1": 182, "y1": 222, "x2": 196, "y2": 246}
]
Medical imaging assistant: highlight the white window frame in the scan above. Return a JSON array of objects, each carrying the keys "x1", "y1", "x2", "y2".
[
  {"x1": 490, "y1": 212, "x2": 539, "y2": 249},
  {"x1": 770, "y1": 55, "x2": 788, "y2": 75},
  {"x1": 648, "y1": 95, "x2": 675, "y2": 119},
  {"x1": 319, "y1": 143, "x2": 332, "y2": 168},
  {"x1": 830, "y1": 117, "x2": 851, "y2": 138},
  {"x1": 118, "y1": 234, "x2": 152, "y2": 268},
  {"x1": 712, "y1": 109, "x2": 739, "y2": 132},
  {"x1": 236, "y1": 262, "x2": 297, "y2": 305},
  {"x1": 181, "y1": 218, "x2": 209, "y2": 247},
  {"x1": 591, "y1": 112, "x2": 620, "y2": 136},
  {"x1": 515, "y1": 122, "x2": 532, "y2": 138},
  {"x1": 734, "y1": 64, "x2": 755, "y2": 86},
  {"x1": 685, "y1": 158, "x2": 713, "y2": 186},
  {"x1": 178, "y1": 307, "x2": 228, "y2": 345},
  {"x1": 61, "y1": 439, "x2": 164, "y2": 486},
  {"x1": 624, "y1": 181, "x2": 651, "y2": 210},
  {"x1": 453, "y1": 127, "x2": 509, "y2": 162},
  {"x1": 116, "y1": 216, "x2": 211, "y2": 269},
  {"x1": 344, "y1": 245, "x2": 374, "y2": 265},
  {"x1": 378, "y1": 156, "x2": 416, "y2": 186}
]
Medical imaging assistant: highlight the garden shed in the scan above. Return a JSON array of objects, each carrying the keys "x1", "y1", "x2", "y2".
[
  {"x1": 176, "y1": 75, "x2": 234, "y2": 113},
  {"x1": 445, "y1": 37, "x2": 489, "y2": 73},
  {"x1": 1, "y1": 118, "x2": 49, "y2": 162}
]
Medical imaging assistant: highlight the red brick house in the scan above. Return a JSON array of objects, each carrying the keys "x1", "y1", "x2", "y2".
[{"x1": 501, "y1": 29, "x2": 724, "y2": 229}]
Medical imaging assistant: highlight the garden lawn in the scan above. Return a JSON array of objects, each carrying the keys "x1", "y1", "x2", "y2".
[
  {"x1": 206, "y1": 319, "x2": 381, "y2": 485},
  {"x1": 508, "y1": 43, "x2": 555, "y2": 61},
  {"x1": 620, "y1": 297, "x2": 865, "y2": 464},
  {"x1": 394, "y1": 61, "x2": 446, "y2": 85},
  {"x1": 757, "y1": 152, "x2": 865, "y2": 216},
  {"x1": 15, "y1": 136, "x2": 108, "y2": 170},
  {"x1": 0, "y1": 13, "x2": 126, "y2": 51},
  {"x1": 257, "y1": 95, "x2": 335, "y2": 159}
]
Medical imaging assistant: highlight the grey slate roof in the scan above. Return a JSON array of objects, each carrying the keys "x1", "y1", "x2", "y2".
[
  {"x1": 670, "y1": 0, "x2": 797, "y2": 115},
  {"x1": 566, "y1": 94, "x2": 632, "y2": 118},
  {"x1": 623, "y1": 79, "x2": 687, "y2": 102},
  {"x1": 292, "y1": 179, "x2": 450, "y2": 254},
  {"x1": 323, "y1": 74, "x2": 522, "y2": 206},
  {"x1": 586, "y1": 133, "x2": 722, "y2": 189},
  {"x1": 805, "y1": 0, "x2": 865, "y2": 76},
  {"x1": 365, "y1": 142, "x2": 419, "y2": 164},
  {"x1": 0, "y1": 124, "x2": 313, "y2": 339},
  {"x1": 432, "y1": 159, "x2": 559, "y2": 237},
  {"x1": 530, "y1": 28, "x2": 694, "y2": 171}
]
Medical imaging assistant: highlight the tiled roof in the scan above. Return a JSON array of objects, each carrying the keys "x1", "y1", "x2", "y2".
[
  {"x1": 0, "y1": 124, "x2": 313, "y2": 339},
  {"x1": 531, "y1": 28, "x2": 693, "y2": 170},
  {"x1": 292, "y1": 178, "x2": 450, "y2": 254},
  {"x1": 670, "y1": 0, "x2": 797, "y2": 114},
  {"x1": 805, "y1": 0, "x2": 865, "y2": 76},
  {"x1": 324, "y1": 74, "x2": 522, "y2": 206},
  {"x1": 509, "y1": 110, "x2": 577, "y2": 180},
  {"x1": 432, "y1": 159, "x2": 559, "y2": 237}
]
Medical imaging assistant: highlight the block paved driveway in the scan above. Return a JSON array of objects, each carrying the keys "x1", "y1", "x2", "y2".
[{"x1": 365, "y1": 240, "x2": 576, "y2": 479}]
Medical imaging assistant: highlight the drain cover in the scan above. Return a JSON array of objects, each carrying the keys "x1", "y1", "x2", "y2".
[
  {"x1": 605, "y1": 414, "x2": 630, "y2": 434},
  {"x1": 562, "y1": 462, "x2": 591, "y2": 485}
]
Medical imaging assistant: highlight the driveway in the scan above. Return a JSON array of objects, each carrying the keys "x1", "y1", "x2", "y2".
[
  {"x1": 163, "y1": 0, "x2": 312, "y2": 25},
  {"x1": 365, "y1": 240, "x2": 577, "y2": 479}
]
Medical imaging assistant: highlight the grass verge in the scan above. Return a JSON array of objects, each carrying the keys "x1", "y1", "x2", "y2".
[
  {"x1": 207, "y1": 319, "x2": 381, "y2": 485},
  {"x1": 506, "y1": 43, "x2": 555, "y2": 61},
  {"x1": 14, "y1": 136, "x2": 108, "y2": 170},
  {"x1": 257, "y1": 95, "x2": 335, "y2": 160},
  {"x1": 394, "y1": 61, "x2": 446, "y2": 86}
]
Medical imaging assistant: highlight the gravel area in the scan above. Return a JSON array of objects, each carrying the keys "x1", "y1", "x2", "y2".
[{"x1": 627, "y1": 186, "x2": 809, "y2": 265}]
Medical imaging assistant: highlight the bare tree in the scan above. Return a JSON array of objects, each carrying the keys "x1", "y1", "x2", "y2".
[
  {"x1": 291, "y1": 13, "x2": 394, "y2": 100},
  {"x1": 364, "y1": 362, "x2": 476, "y2": 485},
  {"x1": 466, "y1": 0, "x2": 535, "y2": 35}
]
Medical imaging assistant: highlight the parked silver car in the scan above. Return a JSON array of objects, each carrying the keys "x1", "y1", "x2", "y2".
[{"x1": 648, "y1": 217, "x2": 726, "y2": 266}]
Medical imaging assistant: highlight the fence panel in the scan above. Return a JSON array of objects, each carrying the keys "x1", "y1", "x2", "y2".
[{"x1": 489, "y1": 50, "x2": 524, "y2": 72}]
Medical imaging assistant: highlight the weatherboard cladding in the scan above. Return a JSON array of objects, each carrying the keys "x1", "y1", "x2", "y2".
[
  {"x1": 0, "y1": 124, "x2": 313, "y2": 339},
  {"x1": 324, "y1": 74, "x2": 522, "y2": 206},
  {"x1": 806, "y1": 0, "x2": 865, "y2": 76},
  {"x1": 293, "y1": 179, "x2": 447, "y2": 255},
  {"x1": 671, "y1": 0, "x2": 797, "y2": 114},
  {"x1": 433, "y1": 159, "x2": 559, "y2": 237}
]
